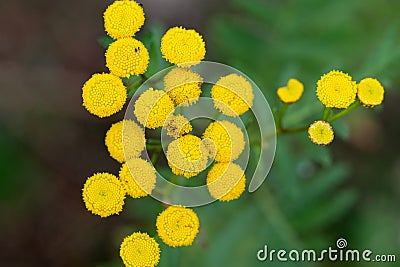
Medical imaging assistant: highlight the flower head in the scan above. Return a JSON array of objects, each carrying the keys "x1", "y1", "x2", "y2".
[
  {"x1": 104, "y1": 0, "x2": 145, "y2": 39},
  {"x1": 308, "y1": 120, "x2": 334, "y2": 145},
  {"x1": 166, "y1": 134, "x2": 208, "y2": 178},
  {"x1": 134, "y1": 88, "x2": 175, "y2": 129},
  {"x1": 202, "y1": 120, "x2": 245, "y2": 162},
  {"x1": 105, "y1": 120, "x2": 146, "y2": 163},
  {"x1": 82, "y1": 172, "x2": 125, "y2": 217},
  {"x1": 120, "y1": 232, "x2": 160, "y2": 267},
  {"x1": 119, "y1": 158, "x2": 156, "y2": 198},
  {"x1": 277, "y1": 78, "x2": 304, "y2": 103},
  {"x1": 106, "y1": 38, "x2": 149, "y2": 77},
  {"x1": 82, "y1": 73, "x2": 127, "y2": 118},
  {"x1": 161, "y1": 26, "x2": 206, "y2": 66},
  {"x1": 357, "y1": 78, "x2": 384, "y2": 107},
  {"x1": 156, "y1": 206, "x2": 200, "y2": 247},
  {"x1": 164, "y1": 67, "x2": 203, "y2": 106},
  {"x1": 206, "y1": 162, "x2": 246, "y2": 202},
  {"x1": 211, "y1": 74, "x2": 254, "y2": 116},
  {"x1": 164, "y1": 114, "x2": 192, "y2": 139},
  {"x1": 316, "y1": 70, "x2": 357, "y2": 109}
]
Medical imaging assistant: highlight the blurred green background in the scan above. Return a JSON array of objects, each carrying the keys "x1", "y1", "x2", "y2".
[{"x1": 0, "y1": 0, "x2": 399, "y2": 266}]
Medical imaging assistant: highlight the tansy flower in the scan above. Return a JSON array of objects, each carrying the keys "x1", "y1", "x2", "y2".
[
  {"x1": 357, "y1": 78, "x2": 384, "y2": 107},
  {"x1": 119, "y1": 158, "x2": 156, "y2": 198},
  {"x1": 164, "y1": 67, "x2": 203, "y2": 106},
  {"x1": 211, "y1": 74, "x2": 254, "y2": 116},
  {"x1": 316, "y1": 70, "x2": 357, "y2": 109},
  {"x1": 82, "y1": 172, "x2": 125, "y2": 218},
  {"x1": 164, "y1": 114, "x2": 192, "y2": 139},
  {"x1": 161, "y1": 26, "x2": 206, "y2": 66},
  {"x1": 82, "y1": 73, "x2": 127, "y2": 118},
  {"x1": 120, "y1": 232, "x2": 160, "y2": 267},
  {"x1": 206, "y1": 162, "x2": 246, "y2": 202},
  {"x1": 104, "y1": 0, "x2": 145, "y2": 39},
  {"x1": 134, "y1": 88, "x2": 175, "y2": 129},
  {"x1": 277, "y1": 78, "x2": 304, "y2": 104},
  {"x1": 308, "y1": 120, "x2": 334, "y2": 146},
  {"x1": 166, "y1": 134, "x2": 208, "y2": 178},
  {"x1": 156, "y1": 206, "x2": 200, "y2": 247},
  {"x1": 106, "y1": 37, "x2": 149, "y2": 77},
  {"x1": 202, "y1": 120, "x2": 245, "y2": 162},
  {"x1": 105, "y1": 120, "x2": 146, "y2": 163}
]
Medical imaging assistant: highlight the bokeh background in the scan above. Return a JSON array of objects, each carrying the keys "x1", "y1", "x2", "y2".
[{"x1": 1, "y1": 0, "x2": 399, "y2": 266}]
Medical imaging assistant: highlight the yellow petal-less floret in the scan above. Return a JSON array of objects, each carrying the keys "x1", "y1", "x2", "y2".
[
  {"x1": 161, "y1": 26, "x2": 206, "y2": 66},
  {"x1": 211, "y1": 74, "x2": 254, "y2": 116},
  {"x1": 277, "y1": 78, "x2": 304, "y2": 104},
  {"x1": 357, "y1": 78, "x2": 384, "y2": 107},
  {"x1": 82, "y1": 73, "x2": 127, "y2": 118},
  {"x1": 106, "y1": 37, "x2": 149, "y2": 77},
  {"x1": 316, "y1": 70, "x2": 357, "y2": 109},
  {"x1": 166, "y1": 134, "x2": 208, "y2": 178},
  {"x1": 134, "y1": 88, "x2": 175, "y2": 129},
  {"x1": 105, "y1": 120, "x2": 146, "y2": 163},
  {"x1": 156, "y1": 206, "x2": 200, "y2": 247},
  {"x1": 206, "y1": 162, "x2": 246, "y2": 202},
  {"x1": 308, "y1": 120, "x2": 334, "y2": 146},
  {"x1": 164, "y1": 67, "x2": 203, "y2": 106},
  {"x1": 104, "y1": 0, "x2": 145, "y2": 39},
  {"x1": 164, "y1": 115, "x2": 192, "y2": 139},
  {"x1": 82, "y1": 172, "x2": 126, "y2": 218},
  {"x1": 202, "y1": 120, "x2": 245, "y2": 162},
  {"x1": 120, "y1": 232, "x2": 160, "y2": 267},
  {"x1": 119, "y1": 158, "x2": 156, "y2": 198}
]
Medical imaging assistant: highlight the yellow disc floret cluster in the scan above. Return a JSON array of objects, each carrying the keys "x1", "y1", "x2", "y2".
[
  {"x1": 206, "y1": 162, "x2": 246, "y2": 202},
  {"x1": 164, "y1": 67, "x2": 203, "y2": 106},
  {"x1": 164, "y1": 115, "x2": 192, "y2": 139},
  {"x1": 211, "y1": 73, "x2": 254, "y2": 116},
  {"x1": 277, "y1": 78, "x2": 304, "y2": 104},
  {"x1": 120, "y1": 232, "x2": 160, "y2": 267},
  {"x1": 82, "y1": 73, "x2": 127, "y2": 118},
  {"x1": 134, "y1": 88, "x2": 175, "y2": 129},
  {"x1": 161, "y1": 26, "x2": 206, "y2": 66},
  {"x1": 104, "y1": 0, "x2": 145, "y2": 39},
  {"x1": 119, "y1": 158, "x2": 156, "y2": 198},
  {"x1": 166, "y1": 134, "x2": 208, "y2": 178},
  {"x1": 357, "y1": 78, "x2": 384, "y2": 107},
  {"x1": 105, "y1": 120, "x2": 146, "y2": 163},
  {"x1": 82, "y1": 173, "x2": 126, "y2": 218},
  {"x1": 156, "y1": 206, "x2": 200, "y2": 247},
  {"x1": 202, "y1": 120, "x2": 245, "y2": 162},
  {"x1": 308, "y1": 120, "x2": 334, "y2": 146},
  {"x1": 106, "y1": 38, "x2": 149, "y2": 78},
  {"x1": 316, "y1": 70, "x2": 357, "y2": 109}
]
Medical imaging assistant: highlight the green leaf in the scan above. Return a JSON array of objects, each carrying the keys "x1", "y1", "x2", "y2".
[{"x1": 98, "y1": 35, "x2": 115, "y2": 49}]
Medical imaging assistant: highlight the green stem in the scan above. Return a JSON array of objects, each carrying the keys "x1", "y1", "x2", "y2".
[
  {"x1": 280, "y1": 125, "x2": 309, "y2": 134},
  {"x1": 147, "y1": 138, "x2": 161, "y2": 145},
  {"x1": 327, "y1": 102, "x2": 361, "y2": 122},
  {"x1": 322, "y1": 107, "x2": 332, "y2": 121},
  {"x1": 150, "y1": 149, "x2": 161, "y2": 164},
  {"x1": 146, "y1": 144, "x2": 161, "y2": 150},
  {"x1": 277, "y1": 103, "x2": 289, "y2": 131}
]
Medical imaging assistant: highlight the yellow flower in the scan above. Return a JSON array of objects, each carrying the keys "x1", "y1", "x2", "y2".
[
  {"x1": 357, "y1": 78, "x2": 384, "y2": 107},
  {"x1": 164, "y1": 115, "x2": 192, "y2": 139},
  {"x1": 202, "y1": 120, "x2": 245, "y2": 162},
  {"x1": 316, "y1": 70, "x2": 357, "y2": 109},
  {"x1": 134, "y1": 88, "x2": 175, "y2": 129},
  {"x1": 161, "y1": 26, "x2": 206, "y2": 66},
  {"x1": 119, "y1": 158, "x2": 156, "y2": 198},
  {"x1": 164, "y1": 67, "x2": 203, "y2": 106},
  {"x1": 211, "y1": 74, "x2": 254, "y2": 116},
  {"x1": 308, "y1": 120, "x2": 334, "y2": 146},
  {"x1": 82, "y1": 172, "x2": 125, "y2": 218},
  {"x1": 166, "y1": 134, "x2": 208, "y2": 178},
  {"x1": 156, "y1": 206, "x2": 200, "y2": 247},
  {"x1": 82, "y1": 73, "x2": 127, "y2": 118},
  {"x1": 206, "y1": 162, "x2": 246, "y2": 202},
  {"x1": 277, "y1": 78, "x2": 304, "y2": 103},
  {"x1": 105, "y1": 120, "x2": 146, "y2": 163},
  {"x1": 106, "y1": 38, "x2": 149, "y2": 77},
  {"x1": 104, "y1": 0, "x2": 145, "y2": 39},
  {"x1": 120, "y1": 232, "x2": 160, "y2": 267}
]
